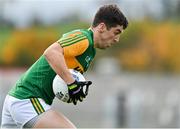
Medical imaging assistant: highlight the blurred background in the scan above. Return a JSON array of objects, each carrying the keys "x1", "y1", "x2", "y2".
[{"x1": 0, "y1": 0, "x2": 180, "y2": 128}]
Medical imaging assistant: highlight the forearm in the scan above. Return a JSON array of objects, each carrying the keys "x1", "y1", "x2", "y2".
[{"x1": 44, "y1": 42, "x2": 74, "y2": 84}]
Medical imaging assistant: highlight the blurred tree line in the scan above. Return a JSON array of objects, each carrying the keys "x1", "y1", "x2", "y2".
[
  {"x1": 0, "y1": 0, "x2": 180, "y2": 73},
  {"x1": 116, "y1": 21, "x2": 180, "y2": 73},
  {"x1": 0, "y1": 20, "x2": 180, "y2": 73}
]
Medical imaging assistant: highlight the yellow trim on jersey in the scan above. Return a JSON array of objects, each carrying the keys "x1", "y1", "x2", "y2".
[
  {"x1": 65, "y1": 57, "x2": 85, "y2": 73},
  {"x1": 63, "y1": 39, "x2": 89, "y2": 73},
  {"x1": 59, "y1": 34, "x2": 85, "y2": 43},
  {"x1": 61, "y1": 36, "x2": 87, "y2": 47},
  {"x1": 63, "y1": 39, "x2": 89, "y2": 56}
]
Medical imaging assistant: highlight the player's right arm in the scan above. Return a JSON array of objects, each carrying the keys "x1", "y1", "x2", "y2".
[
  {"x1": 43, "y1": 42, "x2": 75, "y2": 84},
  {"x1": 43, "y1": 42, "x2": 91, "y2": 105}
]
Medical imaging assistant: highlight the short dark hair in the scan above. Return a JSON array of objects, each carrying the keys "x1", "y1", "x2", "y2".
[{"x1": 92, "y1": 4, "x2": 128, "y2": 30}]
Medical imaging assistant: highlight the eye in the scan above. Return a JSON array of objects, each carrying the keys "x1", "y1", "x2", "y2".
[
  {"x1": 114, "y1": 31, "x2": 120, "y2": 35},
  {"x1": 114, "y1": 30, "x2": 122, "y2": 35}
]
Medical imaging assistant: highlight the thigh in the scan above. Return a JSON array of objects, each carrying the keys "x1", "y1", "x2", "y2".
[{"x1": 33, "y1": 109, "x2": 76, "y2": 128}]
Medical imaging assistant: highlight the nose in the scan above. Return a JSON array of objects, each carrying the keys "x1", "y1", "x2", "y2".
[
  {"x1": 114, "y1": 37, "x2": 119, "y2": 43},
  {"x1": 114, "y1": 34, "x2": 120, "y2": 43}
]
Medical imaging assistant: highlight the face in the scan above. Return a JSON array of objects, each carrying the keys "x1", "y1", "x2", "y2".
[{"x1": 95, "y1": 23, "x2": 124, "y2": 49}]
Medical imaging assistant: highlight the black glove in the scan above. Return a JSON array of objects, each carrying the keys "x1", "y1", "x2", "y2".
[{"x1": 67, "y1": 80, "x2": 92, "y2": 105}]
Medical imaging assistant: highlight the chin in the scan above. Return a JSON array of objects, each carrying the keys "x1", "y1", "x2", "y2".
[
  {"x1": 103, "y1": 46, "x2": 109, "y2": 49},
  {"x1": 98, "y1": 44, "x2": 110, "y2": 49},
  {"x1": 98, "y1": 47, "x2": 106, "y2": 50}
]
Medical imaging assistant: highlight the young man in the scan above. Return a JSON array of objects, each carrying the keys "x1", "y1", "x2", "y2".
[{"x1": 1, "y1": 4, "x2": 128, "y2": 128}]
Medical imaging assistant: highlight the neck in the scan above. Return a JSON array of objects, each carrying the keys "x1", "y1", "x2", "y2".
[{"x1": 90, "y1": 26, "x2": 98, "y2": 48}]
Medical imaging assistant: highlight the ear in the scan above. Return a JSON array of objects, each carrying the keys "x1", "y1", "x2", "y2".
[{"x1": 97, "y1": 23, "x2": 107, "y2": 33}]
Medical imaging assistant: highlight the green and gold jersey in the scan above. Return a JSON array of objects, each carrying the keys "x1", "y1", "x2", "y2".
[{"x1": 9, "y1": 29, "x2": 96, "y2": 105}]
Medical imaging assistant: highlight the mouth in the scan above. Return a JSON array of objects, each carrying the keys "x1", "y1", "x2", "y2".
[
  {"x1": 106, "y1": 45, "x2": 111, "y2": 48},
  {"x1": 108, "y1": 43, "x2": 113, "y2": 47}
]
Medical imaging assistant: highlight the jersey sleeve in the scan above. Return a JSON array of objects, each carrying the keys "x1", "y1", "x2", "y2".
[
  {"x1": 57, "y1": 31, "x2": 89, "y2": 57},
  {"x1": 63, "y1": 39, "x2": 89, "y2": 57}
]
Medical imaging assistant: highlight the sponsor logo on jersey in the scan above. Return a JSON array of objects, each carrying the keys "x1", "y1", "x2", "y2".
[{"x1": 85, "y1": 56, "x2": 92, "y2": 68}]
